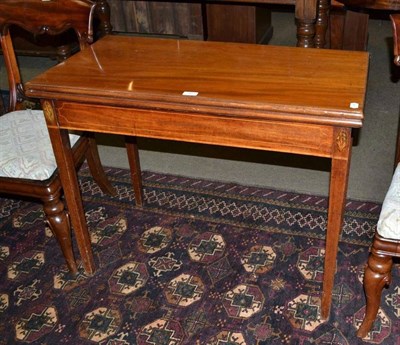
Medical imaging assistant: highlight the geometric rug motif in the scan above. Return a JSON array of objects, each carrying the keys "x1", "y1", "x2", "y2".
[
  {"x1": 78, "y1": 307, "x2": 122, "y2": 342},
  {"x1": 1, "y1": 167, "x2": 399, "y2": 345},
  {"x1": 15, "y1": 306, "x2": 58, "y2": 342},
  {"x1": 108, "y1": 261, "x2": 149, "y2": 295}
]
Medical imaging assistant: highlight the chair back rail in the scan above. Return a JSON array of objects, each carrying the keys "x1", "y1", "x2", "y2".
[{"x1": 0, "y1": 0, "x2": 95, "y2": 111}]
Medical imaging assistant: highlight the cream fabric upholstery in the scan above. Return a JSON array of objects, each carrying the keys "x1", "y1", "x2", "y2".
[
  {"x1": 377, "y1": 164, "x2": 400, "y2": 240},
  {"x1": 0, "y1": 109, "x2": 80, "y2": 181}
]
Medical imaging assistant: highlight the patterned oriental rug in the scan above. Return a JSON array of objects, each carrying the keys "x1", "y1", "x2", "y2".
[{"x1": 0, "y1": 166, "x2": 399, "y2": 345}]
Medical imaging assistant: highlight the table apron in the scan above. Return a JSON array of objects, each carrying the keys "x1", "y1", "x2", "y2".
[{"x1": 53, "y1": 101, "x2": 339, "y2": 158}]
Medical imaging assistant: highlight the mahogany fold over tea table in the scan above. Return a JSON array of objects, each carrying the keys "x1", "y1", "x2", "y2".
[{"x1": 25, "y1": 35, "x2": 369, "y2": 319}]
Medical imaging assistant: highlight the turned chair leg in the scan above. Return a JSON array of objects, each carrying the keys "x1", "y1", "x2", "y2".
[
  {"x1": 85, "y1": 135, "x2": 116, "y2": 196},
  {"x1": 357, "y1": 250, "x2": 392, "y2": 338},
  {"x1": 42, "y1": 190, "x2": 78, "y2": 274}
]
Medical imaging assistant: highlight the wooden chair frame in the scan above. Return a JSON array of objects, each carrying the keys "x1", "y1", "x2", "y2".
[
  {"x1": 0, "y1": 0, "x2": 115, "y2": 275},
  {"x1": 357, "y1": 13, "x2": 400, "y2": 339}
]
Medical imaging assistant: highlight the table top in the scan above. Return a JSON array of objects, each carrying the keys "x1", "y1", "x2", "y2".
[{"x1": 25, "y1": 35, "x2": 369, "y2": 127}]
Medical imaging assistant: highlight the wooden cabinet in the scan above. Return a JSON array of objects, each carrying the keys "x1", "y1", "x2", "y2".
[
  {"x1": 206, "y1": 3, "x2": 272, "y2": 43},
  {"x1": 108, "y1": 0, "x2": 204, "y2": 40},
  {"x1": 108, "y1": 1, "x2": 272, "y2": 44}
]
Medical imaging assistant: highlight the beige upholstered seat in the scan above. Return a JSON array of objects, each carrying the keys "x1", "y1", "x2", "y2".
[
  {"x1": 0, "y1": 110, "x2": 79, "y2": 180},
  {"x1": 377, "y1": 164, "x2": 400, "y2": 240}
]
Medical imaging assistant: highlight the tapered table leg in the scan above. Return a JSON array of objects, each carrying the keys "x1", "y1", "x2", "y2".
[
  {"x1": 126, "y1": 136, "x2": 144, "y2": 207},
  {"x1": 321, "y1": 127, "x2": 352, "y2": 319},
  {"x1": 42, "y1": 100, "x2": 95, "y2": 275}
]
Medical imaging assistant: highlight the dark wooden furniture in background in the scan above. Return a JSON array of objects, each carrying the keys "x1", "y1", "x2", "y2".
[
  {"x1": 107, "y1": 0, "x2": 327, "y2": 47},
  {"x1": 330, "y1": 0, "x2": 400, "y2": 50},
  {"x1": 2, "y1": 0, "x2": 111, "y2": 61},
  {"x1": 204, "y1": 0, "x2": 325, "y2": 47},
  {"x1": 26, "y1": 34, "x2": 368, "y2": 319},
  {"x1": 205, "y1": 1, "x2": 273, "y2": 44},
  {"x1": 0, "y1": 0, "x2": 115, "y2": 274},
  {"x1": 107, "y1": 0, "x2": 204, "y2": 39},
  {"x1": 2, "y1": 0, "x2": 328, "y2": 53}
]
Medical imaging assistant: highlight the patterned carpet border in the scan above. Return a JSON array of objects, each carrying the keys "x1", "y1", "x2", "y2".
[{"x1": 79, "y1": 167, "x2": 380, "y2": 247}]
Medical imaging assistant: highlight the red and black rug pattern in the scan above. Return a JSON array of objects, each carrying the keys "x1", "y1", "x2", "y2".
[{"x1": 0, "y1": 167, "x2": 399, "y2": 345}]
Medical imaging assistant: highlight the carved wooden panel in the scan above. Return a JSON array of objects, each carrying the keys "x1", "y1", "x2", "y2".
[{"x1": 107, "y1": 0, "x2": 204, "y2": 39}]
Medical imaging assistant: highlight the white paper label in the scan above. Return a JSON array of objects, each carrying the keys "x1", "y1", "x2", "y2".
[
  {"x1": 349, "y1": 102, "x2": 359, "y2": 109},
  {"x1": 182, "y1": 91, "x2": 199, "y2": 96}
]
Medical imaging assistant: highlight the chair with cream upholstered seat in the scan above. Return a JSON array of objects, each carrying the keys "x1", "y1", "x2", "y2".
[
  {"x1": 0, "y1": 0, "x2": 115, "y2": 275},
  {"x1": 356, "y1": 14, "x2": 400, "y2": 339}
]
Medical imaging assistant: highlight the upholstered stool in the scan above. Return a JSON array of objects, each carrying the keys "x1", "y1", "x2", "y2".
[{"x1": 357, "y1": 164, "x2": 400, "y2": 338}]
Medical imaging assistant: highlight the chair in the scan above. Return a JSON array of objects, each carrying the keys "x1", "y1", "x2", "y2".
[
  {"x1": 356, "y1": 14, "x2": 400, "y2": 339},
  {"x1": 0, "y1": 0, "x2": 115, "y2": 275}
]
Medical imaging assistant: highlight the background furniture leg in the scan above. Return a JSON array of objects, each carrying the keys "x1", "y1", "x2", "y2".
[
  {"x1": 95, "y1": 0, "x2": 112, "y2": 36},
  {"x1": 86, "y1": 134, "x2": 116, "y2": 196},
  {"x1": 295, "y1": 0, "x2": 318, "y2": 47},
  {"x1": 126, "y1": 136, "x2": 144, "y2": 207},
  {"x1": 315, "y1": 0, "x2": 330, "y2": 47}
]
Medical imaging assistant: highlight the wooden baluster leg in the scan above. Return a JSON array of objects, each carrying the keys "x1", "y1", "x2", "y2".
[
  {"x1": 321, "y1": 127, "x2": 352, "y2": 319},
  {"x1": 43, "y1": 100, "x2": 95, "y2": 275},
  {"x1": 295, "y1": 18, "x2": 316, "y2": 48},
  {"x1": 295, "y1": 0, "x2": 317, "y2": 48},
  {"x1": 95, "y1": 0, "x2": 112, "y2": 36},
  {"x1": 125, "y1": 136, "x2": 144, "y2": 207},
  {"x1": 357, "y1": 240, "x2": 393, "y2": 338},
  {"x1": 315, "y1": 0, "x2": 330, "y2": 48},
  {"x1": 42, "y1": 186, "x2": 78, "y2": 274}
]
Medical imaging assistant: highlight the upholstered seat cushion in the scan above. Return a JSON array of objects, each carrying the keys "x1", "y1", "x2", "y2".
[
  {"x1": 0, "y1": 109, "x2": 80, "y2": 181},
  {"x1": 377, "y1": 164, "x2": 400, "y2": 240}
]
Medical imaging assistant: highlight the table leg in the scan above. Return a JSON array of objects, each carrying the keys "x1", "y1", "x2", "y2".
[
  {"x1": 125, "y1": 136, "x2": 144, "y2": 207},
  {"x1": 295, "y1": 0, "x2": 318, "y2": 48},
  {"x1": 42, "y1": 100, "x2": 95, "y2": 275},
  {"x1": 321, "y1": 127, "x2": 352, "y2": 319},
  {"x1": 315, "y1": 0, "x2": 330, "y2": 48}
]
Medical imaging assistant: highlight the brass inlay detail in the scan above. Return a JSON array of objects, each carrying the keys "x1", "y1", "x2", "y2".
[
  {"x1": 336, "y1": 129, "x2": 348, "y2": 152},
  {"x1": 42, "y1": 100, "x2": 55, "y2": 124}
]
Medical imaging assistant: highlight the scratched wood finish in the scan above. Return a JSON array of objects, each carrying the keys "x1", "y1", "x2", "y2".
[
  {"x1": 108, "y1": 0, "x2": 203, "y2": 39},
  {"x1": 25, "y1": 36, "x2": 368, "y2": 126}
]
